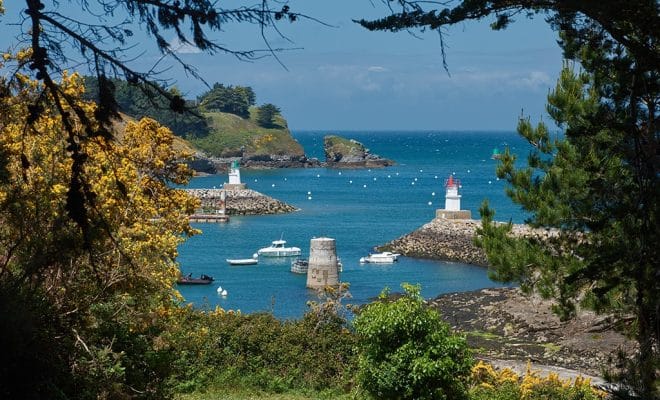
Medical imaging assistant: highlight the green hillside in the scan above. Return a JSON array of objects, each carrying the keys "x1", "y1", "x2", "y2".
[{"x1": 190, "y1": 108, "x2": 304, "y2": 158}]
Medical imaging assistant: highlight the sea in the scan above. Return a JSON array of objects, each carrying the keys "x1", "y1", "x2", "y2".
[{"x1": 177, "y1": 130, "x2": 532, "y2": 319}]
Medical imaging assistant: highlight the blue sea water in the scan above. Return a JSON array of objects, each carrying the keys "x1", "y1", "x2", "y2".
[{"x1": 177, "y1": 131, "x2": 532, "y2": 319}]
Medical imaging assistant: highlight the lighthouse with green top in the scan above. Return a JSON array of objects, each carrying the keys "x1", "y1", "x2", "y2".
[{"x1": 224, "y1": 159, "x2": 247, "y2": 190}]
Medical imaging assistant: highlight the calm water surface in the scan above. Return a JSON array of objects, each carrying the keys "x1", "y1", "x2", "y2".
[{"x1": 177, "y1": 131, "x2": 531, "y2": 319}]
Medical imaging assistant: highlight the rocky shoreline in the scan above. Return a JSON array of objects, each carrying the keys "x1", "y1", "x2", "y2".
[
  {"x1": 186, "y1": 188, "x2": 297, "y2": 215},
  {"x1": 428, "y1": 287, "x2": 635, "y2": 380}
]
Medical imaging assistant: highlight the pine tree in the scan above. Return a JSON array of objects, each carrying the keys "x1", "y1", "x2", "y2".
[{"x1": 256, "y1": 103, "x2": 281, "y2": 128}]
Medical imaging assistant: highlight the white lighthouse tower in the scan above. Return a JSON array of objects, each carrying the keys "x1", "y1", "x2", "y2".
[
  {"x1": 224, "y1": 160, "x2": 246, "y2": 190},
  {"x1": 435, "y1": 175, "x2": 471, "y2": 220}
]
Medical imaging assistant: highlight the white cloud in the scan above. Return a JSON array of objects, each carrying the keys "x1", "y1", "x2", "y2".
[
  {"x1": 170, "y1": 37, "x2": 202, "y2": 54},
  {"x1": 367, "y1": 66, "x2": 387, "y2": 73}
]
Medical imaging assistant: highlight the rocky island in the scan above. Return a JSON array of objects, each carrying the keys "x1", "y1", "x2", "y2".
[{"x1": 323, "y1": 134, "x2": 394, "y2": 168}]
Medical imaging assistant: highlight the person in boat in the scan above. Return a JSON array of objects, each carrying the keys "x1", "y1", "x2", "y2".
[
  {"x1": 200, "y1": 274, "x2": 212, "y2": 281},
  {"x1": 186, "y1": 273, "x2": 192, "y2": 279}
]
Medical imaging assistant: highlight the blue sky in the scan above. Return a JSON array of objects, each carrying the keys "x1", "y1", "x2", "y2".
[{"x1": 1, "y1": 1, "x2": 563, "y2": 130}]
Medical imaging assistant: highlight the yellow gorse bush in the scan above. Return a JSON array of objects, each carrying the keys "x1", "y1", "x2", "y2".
[
  {"x1": 470, "y1": 360, "x2": 608, "y2": 399},
  {"x1": 1, "y1": 50, "x2": 199, "y2": 333}
]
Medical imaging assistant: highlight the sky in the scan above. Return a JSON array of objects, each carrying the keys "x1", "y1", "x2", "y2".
[{"x1": 0, "y1": 1, "x2": 564, "y2": 131}]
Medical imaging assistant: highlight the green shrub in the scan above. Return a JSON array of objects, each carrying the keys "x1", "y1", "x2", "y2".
[
  {"x1": 354, "y1": 283, "x2": 473, "y2": 400},
  {"x1": 166, "y1": 299, "x2": 357, "y2": 395}
]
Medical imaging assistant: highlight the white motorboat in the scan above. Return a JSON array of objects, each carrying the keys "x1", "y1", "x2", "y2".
[
  {"x1": 257, "y1": 239, "x2": 301, "y2": 257},
  {"x1": 226, "y1": 257, "x2": 258, "y2": 265},
  {"x1": 359, "y1": 251, "x2": 400, "y2": 264}
]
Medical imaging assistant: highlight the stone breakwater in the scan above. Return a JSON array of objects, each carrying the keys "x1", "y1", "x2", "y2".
[
  {"x1": 378, "y1": 218, "x2": 555, "y2": 266},
  {"x1": 186, "y1": 189, "x2": 297, "y2": 215}
]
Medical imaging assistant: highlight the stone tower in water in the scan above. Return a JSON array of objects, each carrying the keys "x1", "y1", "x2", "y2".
[{"x1": 306, "y1": 237, "x2": 340, "y2": 289}]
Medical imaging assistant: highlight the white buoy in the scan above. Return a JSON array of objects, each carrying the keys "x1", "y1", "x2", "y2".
[
  {"x1": 316, "y1": 174, "x2": 320, "y2": 178},
  {"x1": 411, "y1": 182, "x2": 415, "y2": 185},
  {"x1": 308, "y1": 196, "x2": 312, "y2": 200},
  {"x1": 272, "y1": 183, "x2": 275, "y2": 187},
  {"x1": 254, "y1": 179, "x2": 258, "y2": 182},
  {"x1": 452, "y1": 171, "x2": 456, "y2": 175},
  {"x1": 368, "y1": 169, "x2": 371, "y2": 172},
  {"x1": 431, "y1": 192, "x2": 436, "y2": 196},
  {"x1": 363, "y1": 184, "x2": 367, "y2": 188},
  {"x1": 388, "y1": 175, "x2": 391, "y2": 178},
  {"x1": 488, "y1": 180, "x2": 492, "y2": 184},
  {"x1": 414, "y1": 178, "x2": 418, "y2": 181},
  {"x1": 396, "y1": 172, "x2": 399, "y2": 176},
  {"x1": 419, "y1": 169, "x2": 423, "y2": 172},
  {"x1": 307, "y1": 191, "x2": 312, "y2": 195},
  {"x1": 434, "y1": 175, "x2": 438, "y2": 179},
  {"x1": 349, "y1": 180, "x2": 353, "y2": 184},
  {"x1": 284, "y1": 178, "x2": 287, "y2": 181},
  {"x1": 216, "y1": 286, "x2": 223, "y2": 293},
  {"x1": 221, "y1": 289, "x2": 227, "y2": 296},
  {"x1": 338, "y1": 172, "x2": 342, "y2": 175},
  {"x1": 428, "y1": 201, "x2": 432, "y2": 205},
  {"x1": 373, "y1": 177, "x2": 377, "y2": 181},
  {"x1": 496, "y1": 177, "x2": 500, "y2": 181},
  {"x1": 467, "y1": 169, "x2": 471, "y2": 173}
]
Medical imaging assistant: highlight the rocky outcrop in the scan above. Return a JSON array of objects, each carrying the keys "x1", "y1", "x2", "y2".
[
  {"x1": 186, "y1": 188, "x2": 297, "y2": 215},
  {"x1": 428, "y1": 287, "x2": 635, "y2": 378},
  {"x1": 378, "y1": 218, "x2": 557, "y2": 266},
  {"x1": 186, "y1": 153, "x2": 217, "y2": 174},
  {"x1": 323, "y1": 135, "x2": 394, "y2": 168}
]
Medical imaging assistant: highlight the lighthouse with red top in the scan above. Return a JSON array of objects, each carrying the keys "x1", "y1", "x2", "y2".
[{"x1": 436, "y1": 175, "x2": 472, "y2": 220}]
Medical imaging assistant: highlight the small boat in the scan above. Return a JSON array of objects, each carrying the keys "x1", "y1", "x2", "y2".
[
  {"x1": 290, "y1": 258, "x2": 309, "y2": 274},
  {"x1": 257, "y1": 238, "x2": 301, "y2": 257},
  {"x1": 359, "y1": 252, "x2": 400, "y2": 264},
  {"x1": 226, "y1": 257, "x2": 258, "y2": 265},
  {"x1": 177, "y1": 274, "x2": 214, "y2": 285},
  {"x1": 491, "y1": 148, "x2": 502, "y2": 160}
]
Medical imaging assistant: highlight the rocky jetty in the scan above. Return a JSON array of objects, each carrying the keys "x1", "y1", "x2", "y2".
[
  {"x1": 378, "y1": 218, "x2": 556, "y2": 266},
  {"x1": 186, "y1": 188, "x2": 297, "y2": 215},
  {"x1": 378, "y1": 218, "x2": 488, "y2": 265},
  {"x1": 323, "y1": 135, "x2": 394, "y2": 168}
]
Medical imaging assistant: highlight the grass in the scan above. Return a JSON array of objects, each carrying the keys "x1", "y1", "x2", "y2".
[
  {"x1": 468, "y1": 330, "x2": 503, "y2": 341},
  {"x1": 176, "y1": 387, "x2": 357, "y2": 400},
  {"x1": 190, "y1": 108, "x2": 304, "y2": 157}
]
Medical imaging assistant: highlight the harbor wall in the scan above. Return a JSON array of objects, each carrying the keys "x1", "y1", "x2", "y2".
[
  {"x1": 186, "y1": 188, "x2": 297, "y2": 215},
  {"x1": 378, "y1": 218, "x2": 556, "y2": 266}
]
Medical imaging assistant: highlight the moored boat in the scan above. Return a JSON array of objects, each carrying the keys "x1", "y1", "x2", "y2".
[
  {"x1": 290, "y1": 258, "x2": 309, "y2": 274},
  {"x1": 257, "y1": 238, "x2": 301, "y2": 257},
  {"x1": 226, "y1": 257, "x2": 258, "y2": 265},
  {"x1": 177, "y1": 274, "x2": 214, "y2": 285},
  {"x1": 359, "y1": 252, "x2": 400, "y2": 264}
]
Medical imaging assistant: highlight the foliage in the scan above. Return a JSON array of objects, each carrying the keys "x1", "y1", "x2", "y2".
[
  {"x1": 190, "y1": 107, "x2": 304, "y2": 158},
  {"x1": 469, "y1": 361, "x2": 606, "y2": 400},
  {"x1": 0, "y1": 61, "x2": 198, "y2": 399},
  {"x1": 353, "y1": 283, "x2": 473, "y2": 400},
  {"x1": 4, "y1": 0, "x2": 306, "y2": 237},
  {"x1": 162, "y1": 299, "x2": 357, "y2": 395},
  {"x1": 83, "y1": 76, "x2": 210, "y2": 138},
  {"x1": 359, "y1": 2, "x2": 658, "y2": 397},
  {"x1": 256, "y1": 103, "x2": 282, "y2": 128},
  {"x1": 198, "y1": 83, "x2": 256, "y2": 118}
]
